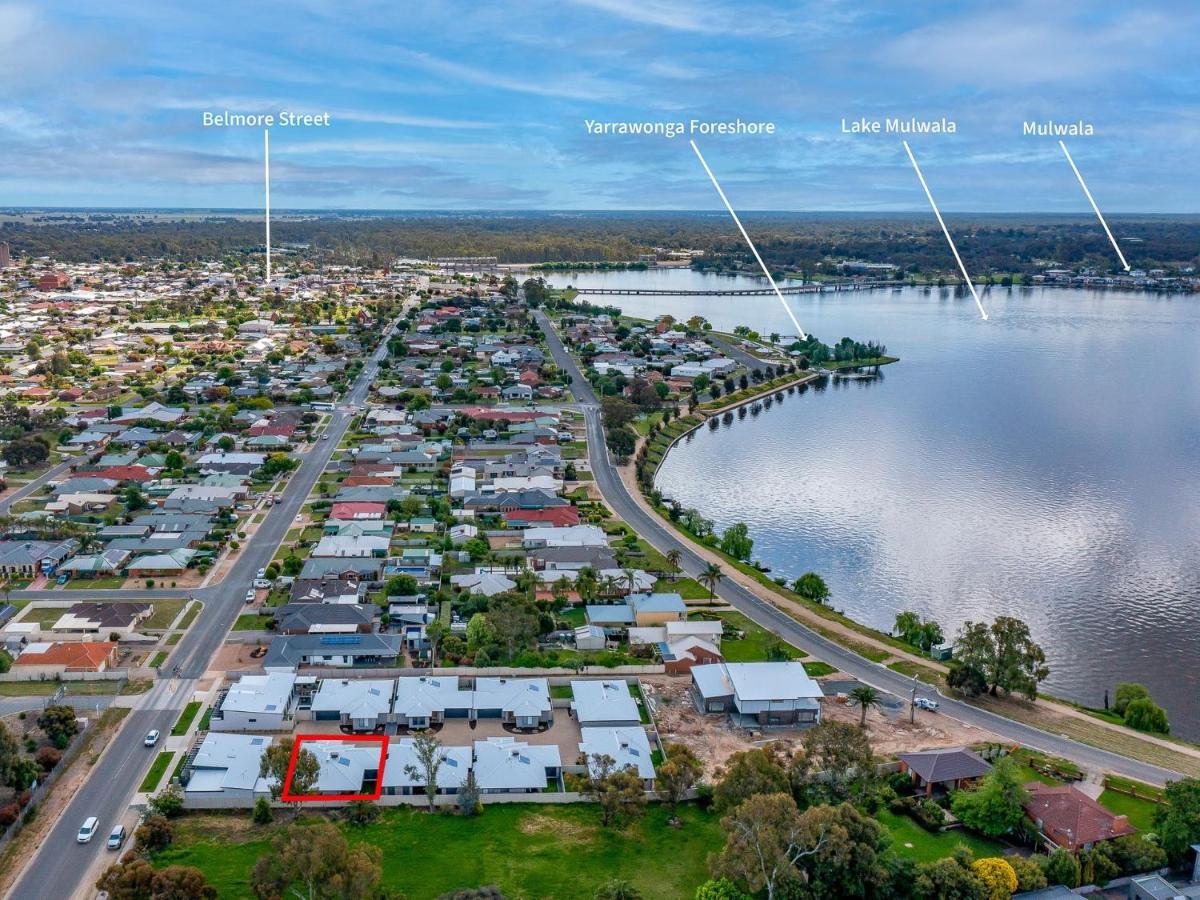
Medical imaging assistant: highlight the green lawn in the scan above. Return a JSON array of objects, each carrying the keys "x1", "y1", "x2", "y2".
[
  {"x1": 550, "y1": 684, "x2": 574, "y2": 699},
  {"x1": 67, "y1": 576, "x2": 126, "y2": 589},
  {"x1": 15, "y1": 605, "x2": 67, "y2": 627},
  {"x1": 144, "y1": 599, "x2": 186, "y2": 629},
  {"x1": 803, "y1": 662, "x2": 837, "y2": 677},
  {"x1": 875, "y1": 810, "x2": 1006, "y2": 863},
  {"x1": 148, "y1": 651, "x2": 168, "y2": 669},
  {"x1": 559, "y1": 607, "x2": 586, "y2": 627},
  {"x1": 177, "y1": 602, "x2": 202, "y2": 629},
  {"x1": 1098, "y1": 789, "x2": 1160, "y2": 833},
  {"x1": 654, "y1": 577, "x2": 710, "y2": 600},
  {"x1": 140, "y1": 751, "x2": 175, "y2": 793},
  {"x1": 232, "y1": 613, "x2": 273, "y2": 631},
  {"x1": 700, "y1": 610, "x2": 806, "y2": 662},
  {"x1": 155, "y1": 804, "x2": 723, "y2": 899},
  {"x1": 172, "y1": 701, "x2": 202, "y2": 736}
]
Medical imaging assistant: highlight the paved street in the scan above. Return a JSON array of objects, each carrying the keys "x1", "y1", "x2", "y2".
[
  {"x1": 0, "y1": 456, "x2": 77, "y2": 515},
  {"x1": 534, "y1": 308, "x2": 1183, "y2": 788},
  {"x1": 7, "y1": 321, "x2": 396, "y2": 900}
]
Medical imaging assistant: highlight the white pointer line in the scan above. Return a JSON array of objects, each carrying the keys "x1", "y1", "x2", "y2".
[
  {"x1": 1058, "y1": 140, "x2": 1130, "y2": 272},
  {"x1": 264, "y1": 128, "x2": 272, "y2": 286},
  {"x1": 902, "y1": 141, "x2": 989, "y2": 321},
  {"x1": 689, "y1": 139, "x2": 808, "y2": 340}
]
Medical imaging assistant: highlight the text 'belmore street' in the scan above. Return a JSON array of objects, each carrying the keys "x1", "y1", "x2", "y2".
[
  {"x1": 584, "y1": 119, "x2": 776, "y2": 138},
  {"x1": 202, "y1": 111, "x2": 332, "y2": 128}
]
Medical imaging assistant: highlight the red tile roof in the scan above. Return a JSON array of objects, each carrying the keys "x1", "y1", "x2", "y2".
[
  {"x1": 329, "y1": 502, "x2": 387, "y2": 520},
  {"x1": 14, "y1": 641, "x2": 116, "y2": 672},
  {"x1": 504, "y1": 506, "x2": 581, "y2": 527},
  {"x1": 1023, "y1": 783, "x2": 1136, "y2": 851},
  {"x1": 95, "y1": 465, "x2": 155, "y2": 482}
]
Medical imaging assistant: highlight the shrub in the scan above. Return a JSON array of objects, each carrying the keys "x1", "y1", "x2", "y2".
[
  {"x1": 134, "y1": 814, "x2": 173, "y2": 854},
  {"x1": 915, "y1": 799, "x2": 947, "y2": 830},
  {"x1": 35, "y1": 746, "x2": 62, "y2": 771},
  {"x1": 1124, "y1": 698, "x2": 1170, "y2": 734},
  {"x1": 0, "y1": 803, "x2": 19, "y2": 827},
  {"x1": 1038, "y1": 849, "x2": 1080, "y2": 889},
  {"x1": 252, "y1": 796, "x2": 272, "y2": 825}
]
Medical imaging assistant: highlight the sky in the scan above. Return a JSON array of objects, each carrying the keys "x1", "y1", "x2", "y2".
[{"x1": 1, "y1": 0, "x2": 1198, "y2": 211}]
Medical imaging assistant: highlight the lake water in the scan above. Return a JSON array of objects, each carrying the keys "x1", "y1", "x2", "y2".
[{"x1": 550, "y1": 268, "x2": 1200, "y2": 737}]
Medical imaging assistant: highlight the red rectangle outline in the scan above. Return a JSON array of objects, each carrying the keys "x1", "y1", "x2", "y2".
[{"x1": 281, "y1": 733, "x2": 389, "y2": 802}]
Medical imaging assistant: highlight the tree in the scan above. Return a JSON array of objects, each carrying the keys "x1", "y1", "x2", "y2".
[
  {"x1": 656, "y1": 742, "x2": 703, "y2": 808},
  {"x1": 426, "y1": 621, "x2": 448, "y2": 666},
  {"x1": 134, "y1": 814, "x2": 173, "y2": 853},
  {"x1": 1113, "y1": 682, "x2": 1151, "y2": 717},
  {"x1": 485, "y1": 594, "x2": 540, "y2": 659},
  {"x1": 259, "y1": 737, "x2": 319, "y2": 816},
  {"x1": 793, "y1": 572, "x2": 829, "y2": 604},
  {"x1": 342, "y1": 799, "x2": 380, "y2": 826},
  {"x1": 792, "y1": 721, "x2": 876, "y2": 806},
  {"x1": 457, "y1": 769, "x2": 482, "y2": 817},
  {"x1": 97, "y1": 859, "x2": 216, "y2": 900},
  {"x1": 665, "y1": 549, "x2": 683, "y2": 580},
  {"x1": 2, "y1": 436, "x2": 49, "y2": 468},
  {"x1": 403, "y1": 734, "x2": 445, "y2": 812},
  {"x1": 251, "y1": 822, "x2": 382, "y2": 900},
  {"x1": 848, "y1": 685, "x2": 882, "y2": 727},
  {"x1": 699, "y1": 563, "x2": 724, "y2": 600},
  {"x1": 1124, "y1": 697, "x2": 1170, "y2": 734},
  {"x1": 894, "y1": 611, "x2": 943, "y2": 652},
  {"x1": 718, "y1": 523, "x2": 753, "y2": 561},
  {"x1": 593, "y1": 878, "x2": 642, "y2": 900},
  {"x1": 0, "y1": 722, "x2": 20, "y2": 787},
  {"x1": 789, "y1": 803, "x2": 896, "y2": 898},
  {"x1": 1154, "y1": 776, "x2": 1200, "y2": 863},
  {"x1": 971, "y1": 858, "x2": 1017, "y2": 900},
  {"x1": 253, "y1": 796, "x2": 273, "y2": 825},
  {"x1": 914, "y1": 857, "x2": 985, "y2": 900},
  {"x1": 713, "y1": 749, "x2": 789, "y2": 813},
  {"x1": 710, "y1": 793, "x2": 827, "y2": 900},
  {"x1": 953, "y1": 617, "x2": 1048, "y2": 699},
  {"x1": 1004, "y1": 854, "x2": 1047, "y2": 892},
  {"x1": 693, "y1": 879, "x2": 750, "y2": 900},
  {"x1": 950, "y1": 757, "x2": 1028, "y2": 837},
  {"x1": 466, "y1": 613, "x2": 495, "y2": 651},
  {"x1": 1037, "y1": 849, "x2": 1080, "y2": 889},
  {"x1": 37, "y1": 704, "x2": 78, "y2": 749},
  {"x1": 579, "y1": 753, "x2": 646, "y2": 827},
  {"x1": 148, "y1": 784, "x2": 184, "y2": 818}
]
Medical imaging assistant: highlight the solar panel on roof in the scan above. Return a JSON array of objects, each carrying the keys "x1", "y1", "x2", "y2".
[{"x1": 320, "y1": 635, "x2": 363, "y2": 645}]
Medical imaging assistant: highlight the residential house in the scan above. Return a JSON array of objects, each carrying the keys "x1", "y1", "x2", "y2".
[
  {"x1": 50, "y1": 601, "x2": 152, "y2": 635},
  {"x1": 1023, "y1": 783, "x2": 1136, "y2": 852},
  {"x1": 210, "y1": 672, "x2": 299, "y2": 732},
  {"x1": 183, "y1": 732, "x2": 271, "y2": 800},
  {"x1": 263, "y1": 633, "x2": 403, "y2": 671},
  {"x1": 691, "y1": 661, "x2": 824, "y2": 728},
  {"x1": 570, "y1": 679, "x2": 641, "y2": 727},
  {"x1": 273, "y1": 603, "x2": 374, "y2": 635},
  {"x1": 10, "y1": 640, "x2": 117, "y2": 677},
  {"x1": 381, "y1": 739, "x2": 472, "y2": 796},
  {"x1": 472, "y1": 737, "x2": 561, "y2": 794},
  {"x1": 896, "y1": 747, "x2": 993, "y2": 796},
  {"x1": 473, "y1": 677, "x2": 553, "y2": 729},
  {"x1": 311, "y1": 679, "x2": 394, "y2": 732},
  {"x1": 578, "y1": 726, "x2": 656, "y2": 789}
]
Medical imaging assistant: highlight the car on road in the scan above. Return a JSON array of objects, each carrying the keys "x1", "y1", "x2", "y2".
[
  {"x1": 256, "y1": 568, "x2": 266, "y2": 579},
  {"x1": 321, "y1": 433, "x2": 330, "y2": 440},
  {"x1": 914, "y1": 697, "x2": 939, "y2": 711},
  {"x1": 77, "y1": 816, "x2": 99, "y2": 843},
  {"x1": 143, "y1": 729, "x2": 160, "y2": 747},
  {"x1": 106, "y1": 824, "x2": 127, "y2": 850}
]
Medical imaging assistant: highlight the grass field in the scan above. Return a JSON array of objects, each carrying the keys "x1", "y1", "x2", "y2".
[
  {"x1": 67, "y1": 576, "x2": 126, "y2": 589},
  {"x1": 140, "y1": 751, "x2": 175, "y2": 793},
  {"x1": 702, "y1": 610, "x2": 805, "y2": 662},
  {"x1": 875, "y1": 810, "x2": 1006, "y2": 863},
  {"x1": 1098, "y1": 789, "x2": 1160, "y2": 832},
  {"x1": 148, "y1": 651, "x2": 168, "y2": 668},
  {"x1": 155, "y1": 804, "x2": 723, "y2": 899},
  {"x1": 654, "y1": 577, "x2": 710, "y2": 600},
  {"x1": 232, "y1": 613, "x2": 273, "y2": 631},
  {"x1": 172, "y1": 701, "x2": 202, "y2": 736},
  {"x1": 144, "y1": 599, "x2": 186, "y2": 630},
  {"x1": 177, "y1": 602, "x2": 202, "y2": 630}
]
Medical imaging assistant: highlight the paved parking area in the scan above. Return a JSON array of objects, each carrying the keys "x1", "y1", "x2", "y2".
[{"x1": 437, "y1": 716, "x2": 583, "y2": 760}]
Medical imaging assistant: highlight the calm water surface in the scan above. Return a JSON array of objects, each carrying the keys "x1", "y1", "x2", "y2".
[{"x1": 552, "y1": 269, "x2": 1200, "y2": 737}]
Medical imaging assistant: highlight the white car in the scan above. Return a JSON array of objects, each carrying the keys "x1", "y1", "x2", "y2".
[
  {"x1": 321, "y1": 433, "x2": 330, "y2": 440},
  {"x1": 256, "y1": 568, "x2": 266, "y2": 579},
  {"x1": 914, "y1": 697, "x2": 939, "y2": 711},
  {"x1": 77, "y1": 816, "x2": 99, "y2": 843},
  {"x1": 143, "y1": 729, "x2": 160, "y2": 747},
  {"x1": 245, "y1": 589, "x2": 256, "y2": 602}
]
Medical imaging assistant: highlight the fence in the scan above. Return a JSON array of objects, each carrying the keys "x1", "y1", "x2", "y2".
[
  {"x1": 0, "y1": 669, "x2": 131, "y2": 684},
  {"x1": 224, "y1": 664, "x2": 667, "y2": 679}
]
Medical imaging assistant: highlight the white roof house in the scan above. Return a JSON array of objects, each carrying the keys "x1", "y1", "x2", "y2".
[
  {"x1": 520, "y1": 525, "x2": 608, "y2": 549},
  {"x1": 212, "y1": 672, "x2": 297, "y2": 731},
  {"x1": 381, "y1": 739, "x2": 472, "y2": 795},
  {"x1": 570, "y1": 679, "x2": 641, "y2": 727},
  {"x1": 306, "y1": 740, "x2": 384, "y2": 795},
  {"x1": 473, "y1": 677, "x2": 552, "y2": 727},
  {"x1": 311, "y1": 679, "x2": 394, "y2": 730},
  {"x1": 579, "y1": 726, "x2": 656, "y2": 783},
  {"x1": 312, "y1": 535, "x2": 391, "y2": 558},
  {"x1": 472, "y1": 737, "x2": 561, "y2": 793},
  {"x1": 449, "y1": 571, "x2": 516, "y2": 597},
  {"x1": 392, "y1": 675, "x2": 475, "y2": 727},
  {"x1": 691, "y1": 662, "x2": 823, "y2": 727},
  {"x1": 185, "y1": 732, "x2": 271, "y2": 795}
]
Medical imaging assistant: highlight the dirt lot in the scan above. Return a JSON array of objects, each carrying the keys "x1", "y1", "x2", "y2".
[
  {"x1": 209, "y1": 641, "x2": 268, "y2": 674},
  {"x1": 641, "y1": 675, "x2": 999, "y2": 780}
]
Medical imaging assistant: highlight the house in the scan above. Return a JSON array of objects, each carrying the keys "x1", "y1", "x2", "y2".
[
  {"x1": 0, "y1": 539, "x2": 79, "y2": 576},
  {"x1": 391, "y1": 675, "x2": 475, "y2": 729},
  {"x1": 691, "y1": 661, "x2": 824, "y2": 728},
  {"x1": 311, "y1": 535, "x2": 390, "y2": 559},
  {"x1": 520, "y1": 525, "x2": 608, "y2": 549},
  {"x1": 311, "y1": 678, "x2": 394, "y2": 732},
  {"x1": 449, "y1": 571, "x2": 516, "y2": 597},
  {"x1": 183, "y1": 732, "x2": 271, "y2": 799},
  {"x1": 289, "y1": 578, "x2": 365, "y2": 605},
  {"x1": 660, "y1": 636, "x2": 723, "y2": 675},
  {"x1": 570, "y1": 679, "x2": 641, "y2": 727},
  {"x1": 472, "y1": 737, "x2": 561, "y2": 794},
  {"x1": 57, "y1": 549, "x2": 131, "y2": 578},
  {"x1": 305, "y1": 740, "x2": 383, "y2": 796},
  {"x1": 381, "y1": 739, "x2": 472, "y2": 796},
  {"x1": 897, "y1": 747, "x2": 993, "y2": 796},
  {"x1": 586, "y1": 593, "x2": 687, "y2": 629},
  {"x1": 263, "y1": 633, "x2": 403, "y2": 671},
  {"x1": 273, "y1": 603, "x2": 374, "y2": 635},
  {"x1": 210, "y1": 673, "x2": 298, "y2": 732},
  {"x1": 473, "y1": 677, "x2": 553, "y2": 729},
  {"x1": 579, "y1": 726, "x2": 656, "y2": 788},
  {"x1": 125, "y1": 548, "x2": 196, "y2": 576},
  {"x1": 1023, "y1": 783, "x2": 1136, "y2": 852},
  {"x1": 298, "y1": 558, "x2": 385, "y2": 582},
  {"x1": 11, "y1": 641, "x2": 117, "y2": 677},
  {"x1": 50, "y1": 601, "x2": 152, "y2": 635}
]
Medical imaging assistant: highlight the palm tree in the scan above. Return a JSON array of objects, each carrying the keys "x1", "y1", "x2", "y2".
[
  {"x1": 665, "y1": 549, "x2": 683, "y2": 582},
  {"x1": 849, "y1": 685, "x2": 882, "y2": 727},
  {"x1": 622, "y1": 568, "x2": 638, "y2": 594},
  {"x1": 699, "y1": 563, "x2": 724, "y2": 599}
]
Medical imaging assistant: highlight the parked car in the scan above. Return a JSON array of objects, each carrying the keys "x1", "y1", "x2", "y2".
[
  {"x1": 253, "y1": 579, "x2": 272, "y2": 589},
  {"x1": 914, "y1": 697, "x2": 939, "y2": 711},
  {"x1": 56, "y1": 573, "x2": 69, "y2": 585},
  {"x1": 143, "y1": 729, "x2": 160, "y2": 747},
  {"x1": 77, "y1": 817, "x2": 99, "y2": 843},
  {"x1": 244, "y1": 589, "x2": 256, "y2": 602},
  {"x1": 256, "y1": 568, "x2": 266, "y2": 579},
  {"x1": 106, "y1": 824, "x2": 127, "y2": 850}
]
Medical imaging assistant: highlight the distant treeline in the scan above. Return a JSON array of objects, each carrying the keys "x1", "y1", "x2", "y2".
[{"x1": 2, "y1": 211, "x2": 1199, "y2": 275}]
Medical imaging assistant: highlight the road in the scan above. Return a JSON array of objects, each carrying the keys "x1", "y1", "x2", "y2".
[
  {"x1": 0, "y1": 456, "x2": 78, "y2": 515},
  {"x1": 8, "y1": 322, "x2": 396, "y2": 900},
  {"x1": 535, "y1": 309, "x2": 1183, "y2": 787}
]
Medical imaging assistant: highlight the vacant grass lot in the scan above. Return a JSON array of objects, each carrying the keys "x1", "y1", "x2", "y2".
[
  {"x1": 143, "y1": 599, "x2": 186, "y2": 630},
  {"x1": 698, "y1": 610, "x2": 805, "y2": 662},
  {"x1": 155, "y1": 804, "x2": 723, "y2": 899}
]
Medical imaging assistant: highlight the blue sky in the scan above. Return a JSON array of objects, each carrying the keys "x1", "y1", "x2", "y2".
[{"x1": 1, "y1": 0, "x2": 1197, "y2": 211}]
